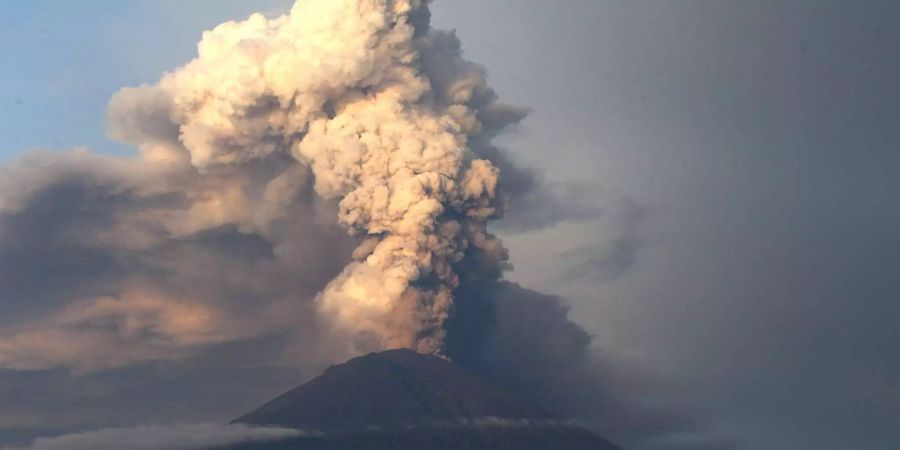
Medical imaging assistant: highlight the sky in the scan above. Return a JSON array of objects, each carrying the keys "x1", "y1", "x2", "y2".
[{"x1": 1, "y1": 1, "x2": 899, "y2": 449}]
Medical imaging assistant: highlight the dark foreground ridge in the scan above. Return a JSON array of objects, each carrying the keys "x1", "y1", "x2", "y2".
[{"x1": 224, "y1": 349, "x2": 621, "y2": 450}]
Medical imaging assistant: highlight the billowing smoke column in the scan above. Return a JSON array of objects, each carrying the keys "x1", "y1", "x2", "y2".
[
  {"x1": 0, "y1": 2, "x2": 720, "y2": 446},
  {"x1": 108, "y1": 0, "x2": 517, "y2": 355}
]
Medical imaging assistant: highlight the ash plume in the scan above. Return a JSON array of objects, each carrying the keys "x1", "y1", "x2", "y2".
[
  {"x1": 105, "y1": 0, "x2": 518, "y2": 356},
  {"x1": 0, "y1": 1, "x2": 721, "y2": 447},
  {"x1": 0, "y1": 0, "x2": 517, "y2": 368}
]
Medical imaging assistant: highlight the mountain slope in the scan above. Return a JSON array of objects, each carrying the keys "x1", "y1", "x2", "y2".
[
  {"x1": 235, "y1": 349, "x2": 547, "y2": 431},
  {"x1": 228, "y1": 349, "x2": 621, "y2": 450}
]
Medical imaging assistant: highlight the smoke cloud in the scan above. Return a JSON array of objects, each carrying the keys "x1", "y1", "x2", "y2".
[
  {"x1": 0, "y1": 0, "x2": 720, "y2": 447},
  {"x1": 0, "y1": 0, "x2": 521, "y2": 369},
  {"x1": 0, "y1": 148, "x2": 355, "y2": 372},
  {"x1": 105, "y1": 0, "x2": 520, "y2": 356},
  {"x1": 0, "y1": 0, "x2": 599, "y2": 372},
  {"x1": 445, "y1": 280, "x2": 731, "y2": 449}
]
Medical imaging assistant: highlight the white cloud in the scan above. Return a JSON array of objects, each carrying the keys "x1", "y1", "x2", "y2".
[{"x1": 3, "y1": 424, "x2": 305, "y2": 450}]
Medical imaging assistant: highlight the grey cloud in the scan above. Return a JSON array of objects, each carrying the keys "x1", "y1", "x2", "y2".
[
  {"x1": 563, "y1": 237, "x2": 640, "y2": 281},
  {"x1": 561, "y1": 197, "x2": 646, "y2": 282},
  {"x1": 498, "y1": 177, "x2": 605, "y2": 233}
]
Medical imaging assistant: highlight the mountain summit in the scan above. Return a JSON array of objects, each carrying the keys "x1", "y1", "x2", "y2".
[
  {"x1": 227, "y1": 349, "x2": 621, "y2": 450},
  {"x1": 235, "y1": 348, "x2": 548, "y2": 431}
]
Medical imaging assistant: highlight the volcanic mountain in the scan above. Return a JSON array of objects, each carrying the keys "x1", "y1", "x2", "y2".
[{"x1": 224, "y1": 349, "x2": 621, "y2": 450}]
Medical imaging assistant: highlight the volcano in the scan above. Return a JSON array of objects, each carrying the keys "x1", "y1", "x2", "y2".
[{"x1": 224, "y1": 349, "x2": 621, "y2": 450}]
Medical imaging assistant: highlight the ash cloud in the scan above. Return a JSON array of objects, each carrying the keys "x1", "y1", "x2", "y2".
[
  {"x1": 1, "y1": 0, "x2": 589, "y2": 371},
  {"x1": 0, "y1": 0, "x2": 600, "y2": 371},
  {"x1": 102, "y1": 0, "x2": 520, "y2": 356},
  {"x1": 446, "y1": 281, "x2": 733, "y2": 449},
  {"x1": 0, "y1": 0, "x2": 717, "y2": 448},
  {"x1": 0, "y1": 149, "x2": 355, "y2": 372}
]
